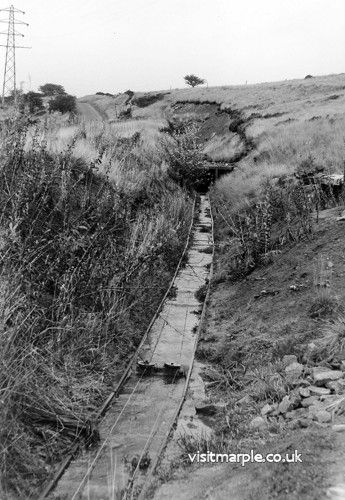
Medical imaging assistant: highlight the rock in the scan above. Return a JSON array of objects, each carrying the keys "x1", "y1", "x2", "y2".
[
  {"x1": 299, "y1": 387, "x2": 311, "y2": 398},
  {"x1": 287, "y1": 419, "x2": 300, "y2": 430},
  {"x1": 337, "y1": 213, "x2": 345, "y2": 221},
  {"x1": 299, "y1": 418, "x2": 310, "y2": 428},
  {"x1": 237, "y1": 395, "x2": 251, "y2": 405},
  {"x1": 285, "y1": 362, "x2": 304, "y2": 383},
  {"x1": 307, "y1": 342, "x2": 317, "y2": 351},
  {"x1": 292, "y1": 394, "x2": 302, "y2": 408},
  {"x1": 303, "y1": 343, "x2": 317, "y2": 362},
  {"x1": 288, "y1": 407, "x2": 308, "y2": 419},
  {"x1": 326, "y1": 484, "x2": 345, "y2": 499},
  {"x1": 313, "y1": 410, "x2": 332, "y2": 423},
  {"x1": 321, "y1": 395, "x2": 345, "y2": 413},
  {"x1": 195, "y1": 403, "x2": 218, "y2": 416},
  {"x1": 250, "y1": 416, "x2": 267, "y2": 430},
  {"x1": 278, "y1": 395, "x2": 293, "y2": 414},
  {"x1": 261, "y1": 403, "x2": 273, "y2": 416},
  {"x1": 307, "y1": 401, "x2": 327, "y2": 414},
  {"x1": 297, "y1": 379, "x2": 311, "y2": 387},
  {"x1": 309, "y1": 385, "x2": 331, "y2": 396},
  {"x1": 337, "y1": 349, "x2": 345, "y2": 360},
  {"x1": 301, "y1": 396, "x2": 320, "y2": 407},
  {"x1": 282, "y1": 355, "x2": 298, "y2": 367},
  {"x1": 326, "y1": 379, "x2": 345, "y2": 394},
  {"x1": 331, "y1": 424, "x2": 345, "y2": 433},
  {"x1": 288, "y1": 389, "x2": 302, "y2": 408},
  {"x1": 287, "y1": 414, "x2": 311, "y2": 429},
  {"x1": 312, "y1": 367, "x2": 344, "y2": 386},
  {"x1": 285, "y1": 409, "x2": 307, "y2": 420}
]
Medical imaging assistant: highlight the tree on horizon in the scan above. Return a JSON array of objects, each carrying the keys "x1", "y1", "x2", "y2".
[{"x1": 184, "y1": 74, "x2": 205, "y2": 88}]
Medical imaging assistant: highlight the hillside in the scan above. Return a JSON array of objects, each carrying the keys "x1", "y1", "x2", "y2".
[{"x1": 80, "y1": 73, "x2": 345, "y2": 172}]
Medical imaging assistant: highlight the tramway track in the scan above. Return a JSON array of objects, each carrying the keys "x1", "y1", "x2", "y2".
[{"x1": 40, "y1": 194, "x2": 214, "y2": 500}]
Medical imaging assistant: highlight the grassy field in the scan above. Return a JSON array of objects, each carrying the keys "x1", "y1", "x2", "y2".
[{"x1": 82, "y1": 73, "x2": 345, "y2": 169}]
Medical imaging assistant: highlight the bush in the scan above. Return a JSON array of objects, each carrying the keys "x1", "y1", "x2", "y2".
[
  {"x1": 49, "y1": 94, "x2": 77, "y2": 114},
  {"x1": 212, "y1": 179, "x2": 315, "y2": 276},
  {"x1": 161, "y1": 123, "x2": 210, "y2": 191}
]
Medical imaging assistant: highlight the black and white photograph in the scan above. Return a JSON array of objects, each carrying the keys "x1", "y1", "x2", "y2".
[{"x1": 1, "y1": 1, "x2": 345, "y2": 499}]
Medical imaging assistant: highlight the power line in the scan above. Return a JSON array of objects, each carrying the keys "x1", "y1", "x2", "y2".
[{"x1": 0, "y1": 5, "x2": 30, "y2": 106}]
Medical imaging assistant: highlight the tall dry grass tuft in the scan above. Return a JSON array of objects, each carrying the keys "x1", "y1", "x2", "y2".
[
  {"x1": 0, "y1": 114, "x2": 192, "y2": 497},
  {"x1": 311, "y1": 316, "x2": 345, "y2": 362}
]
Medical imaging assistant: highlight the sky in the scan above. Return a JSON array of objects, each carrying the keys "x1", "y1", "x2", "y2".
[{"x1": 0, "y1": 0, "x2": 345, "y2": 97}]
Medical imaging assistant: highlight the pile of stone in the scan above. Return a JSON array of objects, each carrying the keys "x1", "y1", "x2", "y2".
[{"x1": 250, "y1": 355, "x2": 345, "y2": 431}]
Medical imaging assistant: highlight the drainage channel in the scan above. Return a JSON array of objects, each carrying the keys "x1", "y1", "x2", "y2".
[{"x1": 49, "y1": 194, "x2": 214, "y2": 500}]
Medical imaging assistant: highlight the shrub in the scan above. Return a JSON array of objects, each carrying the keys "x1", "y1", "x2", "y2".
[
  {"x1": 212, "y1": 179, "x2": 315, "y2": 276},
  {"x1": 49, "y1": 94, "x2": 77, "y2": 114},
  {"x1": 160, "y1": 123, "x2": 209, "y2": 191}
]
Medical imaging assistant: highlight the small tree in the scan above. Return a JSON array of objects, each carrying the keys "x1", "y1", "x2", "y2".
[
  {"x1": 184, "y1": 74, "x2": 205, "y2": 88},
  {"x1": 39, "y1": 83, "x2": 66, "y2": 96},
  {"x1": 49, "y1": 94, "x2": 76, "y2": 114}
]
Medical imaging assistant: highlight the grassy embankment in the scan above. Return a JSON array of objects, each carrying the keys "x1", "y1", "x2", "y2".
[
  {"x1": 188, "y1": 75, "x2": 345, "y2": 498},
  {"x1": 0, "y1": 109, "x2": 207, "y2": 498}
]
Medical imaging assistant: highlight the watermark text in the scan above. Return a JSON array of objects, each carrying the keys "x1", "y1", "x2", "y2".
[{"x1": 188, "y1": 450, "x2": 302, "y2": 466}]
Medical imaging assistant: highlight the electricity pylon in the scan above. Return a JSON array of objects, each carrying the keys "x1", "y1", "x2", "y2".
[{"x1": 0, "y1": 5, "x2": 29, "y2": 106}]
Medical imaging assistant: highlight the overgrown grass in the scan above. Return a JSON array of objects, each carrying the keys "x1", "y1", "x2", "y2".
[
  {"x1": 308, "y1": 316, "x2": 345, "y2": 362},
  {"x1": 0, "y1": 114, "x2": 194, "y2": 497},
  {"x1": 212, "y1": 177, "x2": 315, "y2": 278}
]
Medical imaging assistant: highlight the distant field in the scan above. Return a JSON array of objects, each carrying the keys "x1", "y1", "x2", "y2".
[{"x1": 80, "y1": 73, "x2": 345, "y2": 174}]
